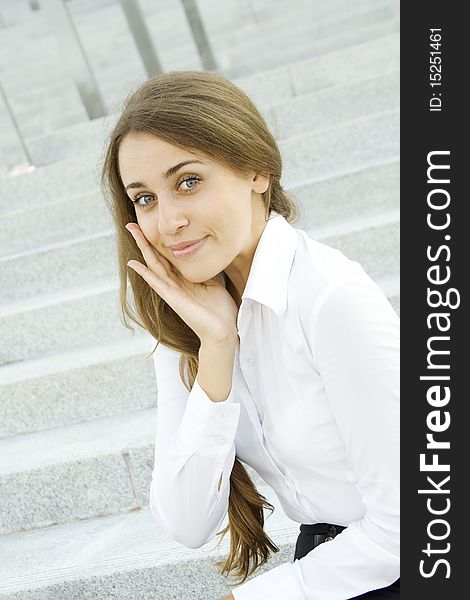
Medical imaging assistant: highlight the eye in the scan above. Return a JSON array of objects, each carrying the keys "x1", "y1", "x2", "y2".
[
  {"x1": 130, "y1": 175, "x2": 201, "y2": 209},
  {"x1": 177, "y1": 175, "x2": 201, "y2": 192},
  {"x1": 131, "y1": 193, "x2": 154, "y2": 208}
]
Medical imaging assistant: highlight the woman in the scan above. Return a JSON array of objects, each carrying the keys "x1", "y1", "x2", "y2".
[{"x1": 100, "y1": 70, "x2": 400, "y2": 599}]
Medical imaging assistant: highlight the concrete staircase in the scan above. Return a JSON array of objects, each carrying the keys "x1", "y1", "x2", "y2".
[{"x1": 0, "y1": 0, "x2": 400, "y2": 597}]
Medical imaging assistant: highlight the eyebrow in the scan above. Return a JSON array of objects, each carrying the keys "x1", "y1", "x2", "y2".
[{"x1": 124, "y1": 160, "x2": 205, "y2": 191}]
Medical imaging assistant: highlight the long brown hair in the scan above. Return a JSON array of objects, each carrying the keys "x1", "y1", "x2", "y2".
[{"x1": 99, "y1": 70, "x2": 300, "y2": 586}]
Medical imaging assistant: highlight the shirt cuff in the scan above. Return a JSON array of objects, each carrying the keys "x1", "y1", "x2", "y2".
[
  {"x1": 231, "y1": 562, "x2": 305, "y2": 600},
  {"x1": 177, "y1": 376, "x2": 240, "y2": 458}
]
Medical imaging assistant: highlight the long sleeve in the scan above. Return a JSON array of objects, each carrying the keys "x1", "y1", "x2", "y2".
[
  {"x1": 149, "y1": 341, "x2": 241, "y2": 548},
  {"x1": 232, "y1": 277, "x2": 400, "y2": 599}
]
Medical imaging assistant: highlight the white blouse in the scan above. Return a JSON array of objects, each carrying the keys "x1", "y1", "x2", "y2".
[{"x1": 149, "y1": 210, "x2": 400, "y2": 599}]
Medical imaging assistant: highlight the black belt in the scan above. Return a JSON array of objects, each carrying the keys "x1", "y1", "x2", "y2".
[{"x1": 300, "y1": 522, "x2": 347, "y2": 547}]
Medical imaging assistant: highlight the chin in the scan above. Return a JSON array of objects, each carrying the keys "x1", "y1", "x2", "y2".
[{"x1": 185, "y1": 264, "x2": 224, "y2": 284}]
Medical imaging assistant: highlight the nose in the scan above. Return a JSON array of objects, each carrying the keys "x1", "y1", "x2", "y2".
[{"x1": 155, "y1": 198, "x2": 189, "y2": 236}]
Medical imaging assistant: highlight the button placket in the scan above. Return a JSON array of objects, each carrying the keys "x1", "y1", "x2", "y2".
[
  {"x1": 237, "y1": 308, "x2": 262, "y2": 426},
  {"x1": 236, "y1": 305, "x2": 301, "y2": 507}
]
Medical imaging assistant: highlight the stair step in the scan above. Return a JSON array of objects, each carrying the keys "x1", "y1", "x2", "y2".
[
  {"x1": 235, "y1": 33, "x2": 399, "y2": 107},
  {"x1": 293, "y1": 160, "x2": 399, "y2": 232},
  {"x1": 0, "y1": 154, "x2": 98, "y2": 215},
  {"x1": 223, "y1": 9, "x2": 399, "y2": 78},
  {"x1": 0, "y1": 2, "x2": 397, "y2": 144},
  {"x1": 201, "y1": 0, "x2": 392, "y2": 39},
  {"x1": 0, "y1": 407, "x2": 154, "y2": 535},
  {"x1": 1, "y1": 1, "x2": 396, "y2": 79},
  {"x1": 0, "y1": 336, "x2": 155, "y2": 439},
  {"x1": 28, "y1": 30, "x2": 399, "y2": 165},
  {"x1": 271, "y1": 71, "x2": 399, "y2": 140},
  {"x1": 281, "y1": 109, "x2": 398, "y2": 188},
  {"x1": 23, "y1": 64, "x2": 399, "y2": 167},
  {"x1": 0, "y1": 394, "x2": 284, "y2": 535},
  {"x1": 0, "y1": 481, "x2": 298, "y2": 598},
  {"x1": 321, "y1": 214, "x2": 399, "y2": 282}
]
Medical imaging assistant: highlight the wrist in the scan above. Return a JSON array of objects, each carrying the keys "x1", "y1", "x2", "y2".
[{"x1": 200, "y1": 329, "x2": 238, "y2": 348}]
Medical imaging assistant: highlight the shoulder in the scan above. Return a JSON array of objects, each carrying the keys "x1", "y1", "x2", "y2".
[
  {"x1": 287, "y1": 229, "x2": 398, "y2": 345},
  {"x1": 287, "y1": 229, "x2": 398, "y2": 361},
  {"x1": 288, "y1": 230, "x2": 399, "y2": 370},
  {"x1": 288, "y1": 228, "x2": 378, "y2": 318}
]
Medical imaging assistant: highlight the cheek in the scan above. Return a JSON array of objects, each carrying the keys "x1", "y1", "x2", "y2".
[
  {"x1": 138, "y1": 219, "x2": 158, "y2": 244},
  {"x1": 137, "y1": 226, "x2": 163, "y2": 256}
]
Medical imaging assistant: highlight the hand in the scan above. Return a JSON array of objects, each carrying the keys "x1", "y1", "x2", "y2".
[
  {"x1": 218, "y1": 595, "x2": 235, "y2": 600},
  {"x1": 125, "y1": 223, "x2": 239, "y2": 344}
]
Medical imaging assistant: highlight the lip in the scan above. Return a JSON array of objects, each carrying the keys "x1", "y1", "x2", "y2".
[{"x1": 170, "y1": 236, "x2": 209, "y2": 258}]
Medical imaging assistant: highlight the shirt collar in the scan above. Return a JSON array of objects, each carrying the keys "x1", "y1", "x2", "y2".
[{"x1": 241, "y1": 209, "x2": 299, "y2": 317}]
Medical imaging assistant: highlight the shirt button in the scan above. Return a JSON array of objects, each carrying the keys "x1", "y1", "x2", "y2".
[
  {"x1": 215, "y1": 437, "x2": 225, "y2": 446},
  {"x1": 246, "y1": 357, "x2": 256, "y2": 365}
]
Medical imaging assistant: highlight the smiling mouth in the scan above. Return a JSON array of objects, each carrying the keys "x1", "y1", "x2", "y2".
[{"x1": 169, "y1": 236, "x2": 209, "y2": 258}]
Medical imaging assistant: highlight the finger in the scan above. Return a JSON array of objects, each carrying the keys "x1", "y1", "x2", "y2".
[
  {"x1": 129, "y1": 226, "x2": 176, "y2": 277},
  {"x1": 127, "y1": 260, "x2": 171, "y2": 297},
  {"x1": 125, "y1": 224, "x2": 174, "y2": 279},
  {"x1": 128, "y1": 259, "x2": 192, "y2": 319}
]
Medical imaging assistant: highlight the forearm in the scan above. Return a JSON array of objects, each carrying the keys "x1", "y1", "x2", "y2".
[
  {"x1": 149, "y1": 335, "x2": 240, "y2": 547},
  {"x1": 198, "y1": 333, "x2": 238, "y2": 402}
]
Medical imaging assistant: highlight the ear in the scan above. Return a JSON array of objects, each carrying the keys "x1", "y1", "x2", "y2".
[{"x1": 252, "y1": 172, "x2": 270, "y2": 194}]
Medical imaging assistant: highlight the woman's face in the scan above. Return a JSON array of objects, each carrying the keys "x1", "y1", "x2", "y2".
[{"x1": 118, "y1": 132, "x2": 270, "y2": 286}]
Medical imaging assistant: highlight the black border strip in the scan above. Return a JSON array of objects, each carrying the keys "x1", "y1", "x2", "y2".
[{"x1": 401, "y1": 3, "x2": 465, "y2": 597}]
